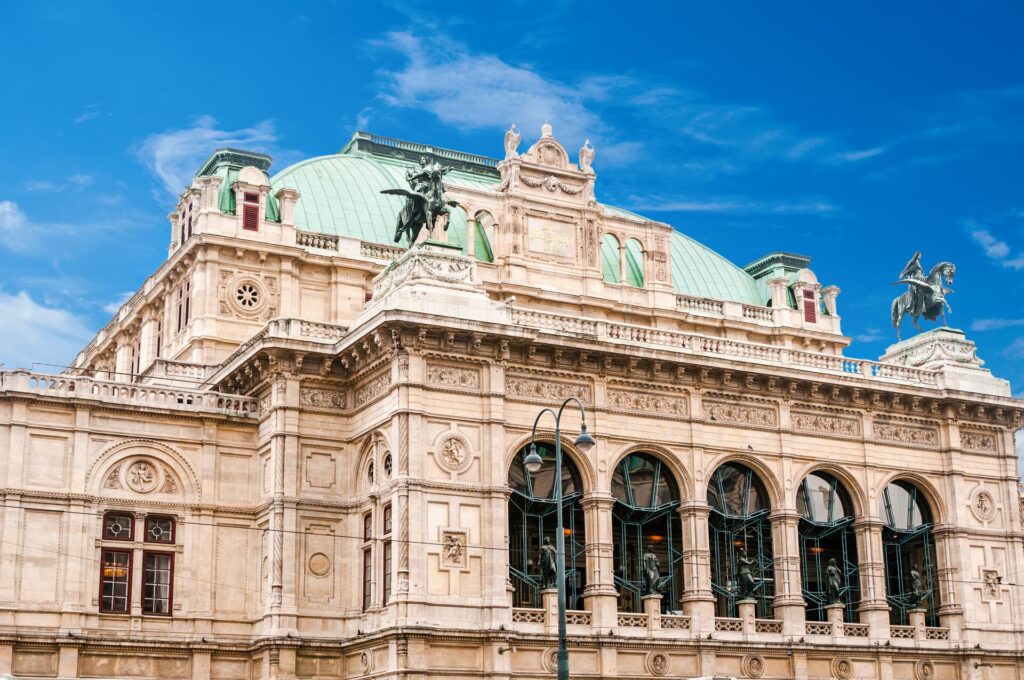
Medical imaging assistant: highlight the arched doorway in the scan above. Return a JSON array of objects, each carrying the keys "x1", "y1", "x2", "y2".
[
  {"x1": 507, "y1": 443, "x2": 587, "y2": 609},
  {"x1": 611, "y1": 452, "x2": 683, "y2": 612},
  {"x1": 707, "y1": 461, "x2": 775, "y2": 618},
  {"x1": 797, "y1": 471, "x2": 859, "y2": 622},
  {"x1": 881, "y1": 480, "x2": 940, "y2": 625}
]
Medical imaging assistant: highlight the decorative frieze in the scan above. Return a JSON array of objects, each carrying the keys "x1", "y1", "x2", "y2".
[
  {"x1": 791, "y1": 410, "x2": 861, "y2": 437},
  {"x1": 704, "y1": 399, "x2": 778, "y2": 428},
  {"x1": 300, "y1": 387, "x2": 346, "y2": 409},
  {"x1": 607, "y1": 388, "x2": 689, "y2": 417},
  {"x1": 961, "y1": 429, "x2": 997, "y2": 453},
  {"x1": 505, "y1": 375, "x2": 592, "y2": 404},
  {"x1": 354, "y1": 372, "x2": 391, "y2": 407},
  {"x1": 872, "y1": 420, "x2": 939, "y2": 447},
  {"x1": 426, "y1": 363, "x2": 481, "y2": 390}
]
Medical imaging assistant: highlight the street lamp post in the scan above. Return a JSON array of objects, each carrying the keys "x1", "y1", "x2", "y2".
[{"x1": 524, "y1": 397, "x2": 596, "y2": 680}]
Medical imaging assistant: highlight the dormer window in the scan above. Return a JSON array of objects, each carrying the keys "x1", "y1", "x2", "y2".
[{"x1": 242, "y1": 192, "x2": 259, "y2": 231}]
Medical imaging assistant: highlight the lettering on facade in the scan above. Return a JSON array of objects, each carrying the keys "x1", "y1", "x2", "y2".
[
  {"x1": 791, "y1": 411, "x2": 861, "y2": 437},
  {"x1": 873, "y1": 420, "x2": 939, "y2": 448},
  {"x1": 527, "y1": 218, "x2": 575, "y2": 259},
  {"x1": 704, "y1": 400, "x2": 778, "y2": 428},
  {"x1": 607, "y1": 389, "x2": 689, "y2": 417},
  {"x1": 505, "y1": 375, "x2": 592, "y2": 403}
]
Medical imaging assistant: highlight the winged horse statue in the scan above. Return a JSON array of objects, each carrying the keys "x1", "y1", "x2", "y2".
[{"x1": 381, "y1": 156, "x2": 460, "y2": 244}]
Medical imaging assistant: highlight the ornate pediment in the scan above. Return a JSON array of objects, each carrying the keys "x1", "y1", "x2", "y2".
[{"x1": 523, "y1": 123, "x2": 571, "y2": 169}]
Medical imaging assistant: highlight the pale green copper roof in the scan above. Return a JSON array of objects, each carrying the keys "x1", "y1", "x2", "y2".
[{"x1": 269, "y1": 132, "x2": 765, "y2": 305}]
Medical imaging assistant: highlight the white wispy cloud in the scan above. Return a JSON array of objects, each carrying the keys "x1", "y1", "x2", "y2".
[
  {"x1": 137, "y1": 116, "x2": 279, "y2": 195},
  {"x1": 0, "y1": 200, "x2": 146, "y2": 254},
  {"x1": 855, "y1": 327, "x2": 886, "y2": 343},
  {"x1": 970, "y1": 318, "x2": 1024, "y2": 331},
  {"x1": 23, "y1": 174, "x2": 95, "y2": 192},
  {"x1": 967, "y1": 223, "x2": 1024, "y2": 270},
  {"x1": 0, "y1": 200, "x2": 31, "y2": 251},
  {"x1": 0, "y1": 290, "x2": 95, "y2": 371},
  {"x1": 828, "y1": 147, "x2": 886, "y2": 163},
  {"x1": 102, "y1": 291, "x2": 134, "y2": 315},
  {"x1": 1003, "y1": 337, "x2": 1024, "y2": 359},
  {"x1": 373, "y1": 31, "x2": 603, "y2": 143},
  {"x1": 72, "y1": 103, "x2": 107, "y2": 124},
  {"x1": 627, "y1": 195, "x2": 838, "y2": 215}
]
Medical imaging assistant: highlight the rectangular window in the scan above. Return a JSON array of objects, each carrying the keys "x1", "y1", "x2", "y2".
[
  {"x1": 100, "y1": 549, "x2": 131, "y2": 613},
  {"x1": 382, "y1": 504, "x2": 392, "y2": 603},
  {"x1": 175, "y1": 287, "x2": 184, "y2": 332},
  {"x1": 362, "y1": 548, "x2": 372, "y2": 611},
  {"x1": 142, "y1": 552, "x2": 173, "y2": 615},
  {"x1": 155, "y1": 320, "x2": 162, "y2": 358},
  {"x1": 383, "y1": 504, "x2": 392, "y2": 535},
  {"x1": 145, "y1": 516, "x2": 175, "y2": 544},
  {"x1": 363, "y1": 513, "x2": 372, "y2": 541},
  {"x1": 183, "y1": 280, "x2": 191, "y2": 326},
  {"x1": 802, "y1": 289, "x2": 817, "y2": 323},
  {"x1": 187, "y1": 214, "x2": 193, "y2": 239}
]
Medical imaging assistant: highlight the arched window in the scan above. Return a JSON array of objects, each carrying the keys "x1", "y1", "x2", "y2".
[
  {"x1": 707, "y1": 462, "x2": 774, "y2": 618},
  {"x1": 473, "y1": 210, "x2": 495, "y2": 263},
  {"x1": 611, "y1": 453, "x2": 683, "y2": 612},
  {"x1": 881, "y1": 480, "x2": 940, "y2": 625},
  {"x1": 797, "y1": 472, "x2": 859, "y2": 622},
  {"x1": 508, "y1": 443, "x2": 587, "y2": 609},
  {"x1": 624, "y1": 238, "x2": 644, "y2": 287},
  {"x1": 600, "y1": 234, "x2": 620, "y2": 283}
]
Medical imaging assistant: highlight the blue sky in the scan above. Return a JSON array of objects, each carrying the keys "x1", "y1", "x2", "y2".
[{"x1": 1, "y1": 2, "x2": 1022, "y2": 405}]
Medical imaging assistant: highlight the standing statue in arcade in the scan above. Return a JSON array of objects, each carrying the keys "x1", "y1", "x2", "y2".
[
  {"x1": 539, "y1": 536, "x2": 558, "y2": 589},
  {"x1": 735, "y1": 548, "x2": 758, "y2": 600},
  {"x1": 381, "y1": 156, "x2": 460, "y2": 244},
  {"x1": 826, "y1": 557, "x2": 843, "y2": 604},
  {"x1": 890, "y1": 251, "x2": 956, "y2": 340}
]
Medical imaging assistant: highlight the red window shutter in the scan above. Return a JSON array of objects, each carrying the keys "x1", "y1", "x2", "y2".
[
  {"x1": 243, "y1": 204, "x2": 259, "y2": 231},
  {"x1": 802, "y1": 290, "x2": 817, "y2": 322}
]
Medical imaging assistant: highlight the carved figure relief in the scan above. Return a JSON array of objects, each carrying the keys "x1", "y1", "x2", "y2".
[
  {"x1": 792, "y1": 411, "x2": 861, "y2": 437},
  {"x1": 741, "y1": 654, "x2": 766, "y2": 678},
  {"x1": 607, "y1": 389, "x2": 688, "y2": 417},
  {"x1": 542, "y1": 648, "x2": 558, "y2": 674},
  {"x1": 873, "y1": 420, "x2": 939, "y2": 447},
  {"x1": 961, "y1": 430, "x2": 997, "y2": 453},
  {"x1": 354, "y1": 372, "x2": 391, "y2": 407},
  {"x1": 971, "y1": 488, "x2": 997, "y2": 522},
  {"x1": 300, "y1": 387, "x2": 346, "y2": 409},
  {"x1": 506, "y1": 375, "x2": 592, "y2": 403},
  {"x1": 982, "y1": 569, "x2": 1001, "y2": 601},
  {"x1": 831, "y1": 658, "x2": 854, "y2": 680},
  {"x1": 426, "y1": 363, "x2": 481, "y2": 389},
  {"x1": 125, "y1": 460, "x2": 159, "y2": 493},
  {"x1": 914, "y1": 659, "x2": 935, "y2": 680},
  {"x1": 704, "y1": 400, "x2": 778, "y2": 428},
  {"x1": 645, "y1": 651, "x2": 669, "y2": 676},
  {"x1": 440, "y1": 531, "x2": 467, "y2": 569},
  {"x1": 436, "y1": 435, "x2": 469, "y2": 472},
  {"x1": 359, "y1": 652, "x2": 373, "y2": 674}
]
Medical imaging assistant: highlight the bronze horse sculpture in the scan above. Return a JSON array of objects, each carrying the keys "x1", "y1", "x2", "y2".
[
  {"x1": 890, "y1": 252, "x2": 956, "y2": 340},
  {"x1": 381, "y1": 156, "x2": 460, "y2": 244}
]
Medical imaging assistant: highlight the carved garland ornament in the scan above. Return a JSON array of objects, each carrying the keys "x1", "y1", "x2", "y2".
[
  {"x1": 704, "y1": 400, "x2": 778, "y2": 428},
  {"x1": 645, "y1": 651, "x2": 670, "y2": 676},
  {"x1": 521, "y1": 174, "x2": 583, "y2": 194},
  {"x1": 831, "y1": 657, "x2": 854, "y2": 680},
  {"x1": 506, "y1": 375, "x2": 592, "y2": 403},
  {"x1": 741, "y1": 654, "x2": 766, "y2": 678}
]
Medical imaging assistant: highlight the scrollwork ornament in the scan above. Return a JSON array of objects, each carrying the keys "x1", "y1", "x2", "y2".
[{"x1": 741, "y1": 654, "x2": 766, "y2": 678}]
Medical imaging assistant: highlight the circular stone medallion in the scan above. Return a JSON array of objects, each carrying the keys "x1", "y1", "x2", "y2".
[
  {"x1": 741, "y1": 654, "x2": 766, "y2": 679},
  {"x1": 125, "y1": 460, "x2": 160, "y2": 493},
  {"x1": 308, "y1": 552, "x2": 331, "y2": 577},
  {"x1": 831, "y1": 657, "x2": 854, "y2": 680}
]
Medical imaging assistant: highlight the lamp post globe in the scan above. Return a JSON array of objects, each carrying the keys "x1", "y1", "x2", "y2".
[
  {"x1": 524, "y1": 442, "x2": 543, "y2": 474},
  {"x1": 574, "y1": 424, "x2": 596, "y2": 453}
]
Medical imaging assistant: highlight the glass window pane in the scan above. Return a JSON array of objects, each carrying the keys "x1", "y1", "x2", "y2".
[
  {"x1": 145, "y1": 516, "x2": 175, "y2": 543},
  {"x1": 143, "y1": 553, "x2": 172, "y2": 614},
  {"x1": 100, "y1": 550, "x2": 131, "y2": 613},
  {"x1": 103, "y1": 513, "x2": 134, "y2": 541}
]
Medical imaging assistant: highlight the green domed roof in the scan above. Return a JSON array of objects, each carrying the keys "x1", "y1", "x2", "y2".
[{"x1": 271, "y1": 132, "x2": 765, "y2": 306}]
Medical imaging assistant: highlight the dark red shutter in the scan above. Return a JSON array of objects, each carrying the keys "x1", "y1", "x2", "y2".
[
  {"x1": 802, "y1": 290, "x2": 817, "y2": 322},
  {"x1": 243, "y1": 204, "x2": 259, "y2": 231}
]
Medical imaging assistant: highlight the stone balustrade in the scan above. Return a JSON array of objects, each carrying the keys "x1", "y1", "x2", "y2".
[
  {"x1": 138, "y1": 359, "x2": 215, "y2": 383},
  {"x1": 0, "y1": 370, "x2": 258, "y2": 417},
  {"x1": 296, "y1": 231, "x2": 340, "y2": 251},
  {"x1": 264, "y1": 318, "x2": 349, "y2": 343},
  {"x1": 510, "y1": 309, "x2": 943, "y2": 388},
  {"x1": 360, "y1": 241, "x2": 406, "y2": 261}
]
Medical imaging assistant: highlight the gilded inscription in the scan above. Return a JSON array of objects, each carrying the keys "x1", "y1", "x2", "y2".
[{"x1": 527, "y1": 219, "x2": 574, "y2": 259}]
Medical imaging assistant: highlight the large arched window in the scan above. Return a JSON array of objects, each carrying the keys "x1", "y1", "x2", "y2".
[
  {"x1": 707, "y1": 462, "x2": 774, "y2": 618},
  {"x1": 881, "y1": 480, "x2": 940, "y2": 625},
  {"x1": 624, "y1": 238, "x2": 644, "y2": 287},
  {"x1": 600, "y1": 234, "x2": 620, "y2": 283},
  {"x1": 508, "y1": 443, "x2": 587, "y2": 610},
  {"x1": 797, "y1": 471, "x2": 859, "y2": 622},
  {"x1": 611, "y1": 453, "x2": 682, "y2": 613}
]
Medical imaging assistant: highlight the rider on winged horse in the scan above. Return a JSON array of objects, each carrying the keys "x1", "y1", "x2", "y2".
[{"x1": 381, "y1": 156, "x2": 460, "y2": 244}]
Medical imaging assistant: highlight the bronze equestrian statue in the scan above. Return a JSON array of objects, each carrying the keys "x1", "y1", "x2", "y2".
[
  {"x1": 381, "y1": 156, "x2": 460, "y2": 244},
  {"x1": 890, "y1": 252, "x2": 956, "y2": 340}
]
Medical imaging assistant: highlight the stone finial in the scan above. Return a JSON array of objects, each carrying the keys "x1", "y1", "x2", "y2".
[{"x1": 541, "y1": 122, "x2": 553, "y2": 138}]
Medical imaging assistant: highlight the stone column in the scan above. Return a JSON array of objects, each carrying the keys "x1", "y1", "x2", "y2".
[
  {"x1": 580, "y1": 493, "x2": 618, "y2": 629},
  {"x1": 464, "y1": 205, "x2": 476, "y2": 258},
  {"x1": 769, "y1": 509, "x2": 805, "y2": 635},
  {"x1": 933, "y1": 525, "x2": 964, "y2": 640},
  {"x1": 853, "y1": 517, "x2": 891, "y2": 638},
  {"x1": 678, "y1": 501, "x2": 715, "y2": 633},
  {"x1": 617, "y1": 241, "x2": 626, "y2": 284}
]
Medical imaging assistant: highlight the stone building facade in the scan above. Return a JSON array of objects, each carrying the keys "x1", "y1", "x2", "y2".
[{"x1": 0, "y1": 126, "x2": 1022, "y2": 679}]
